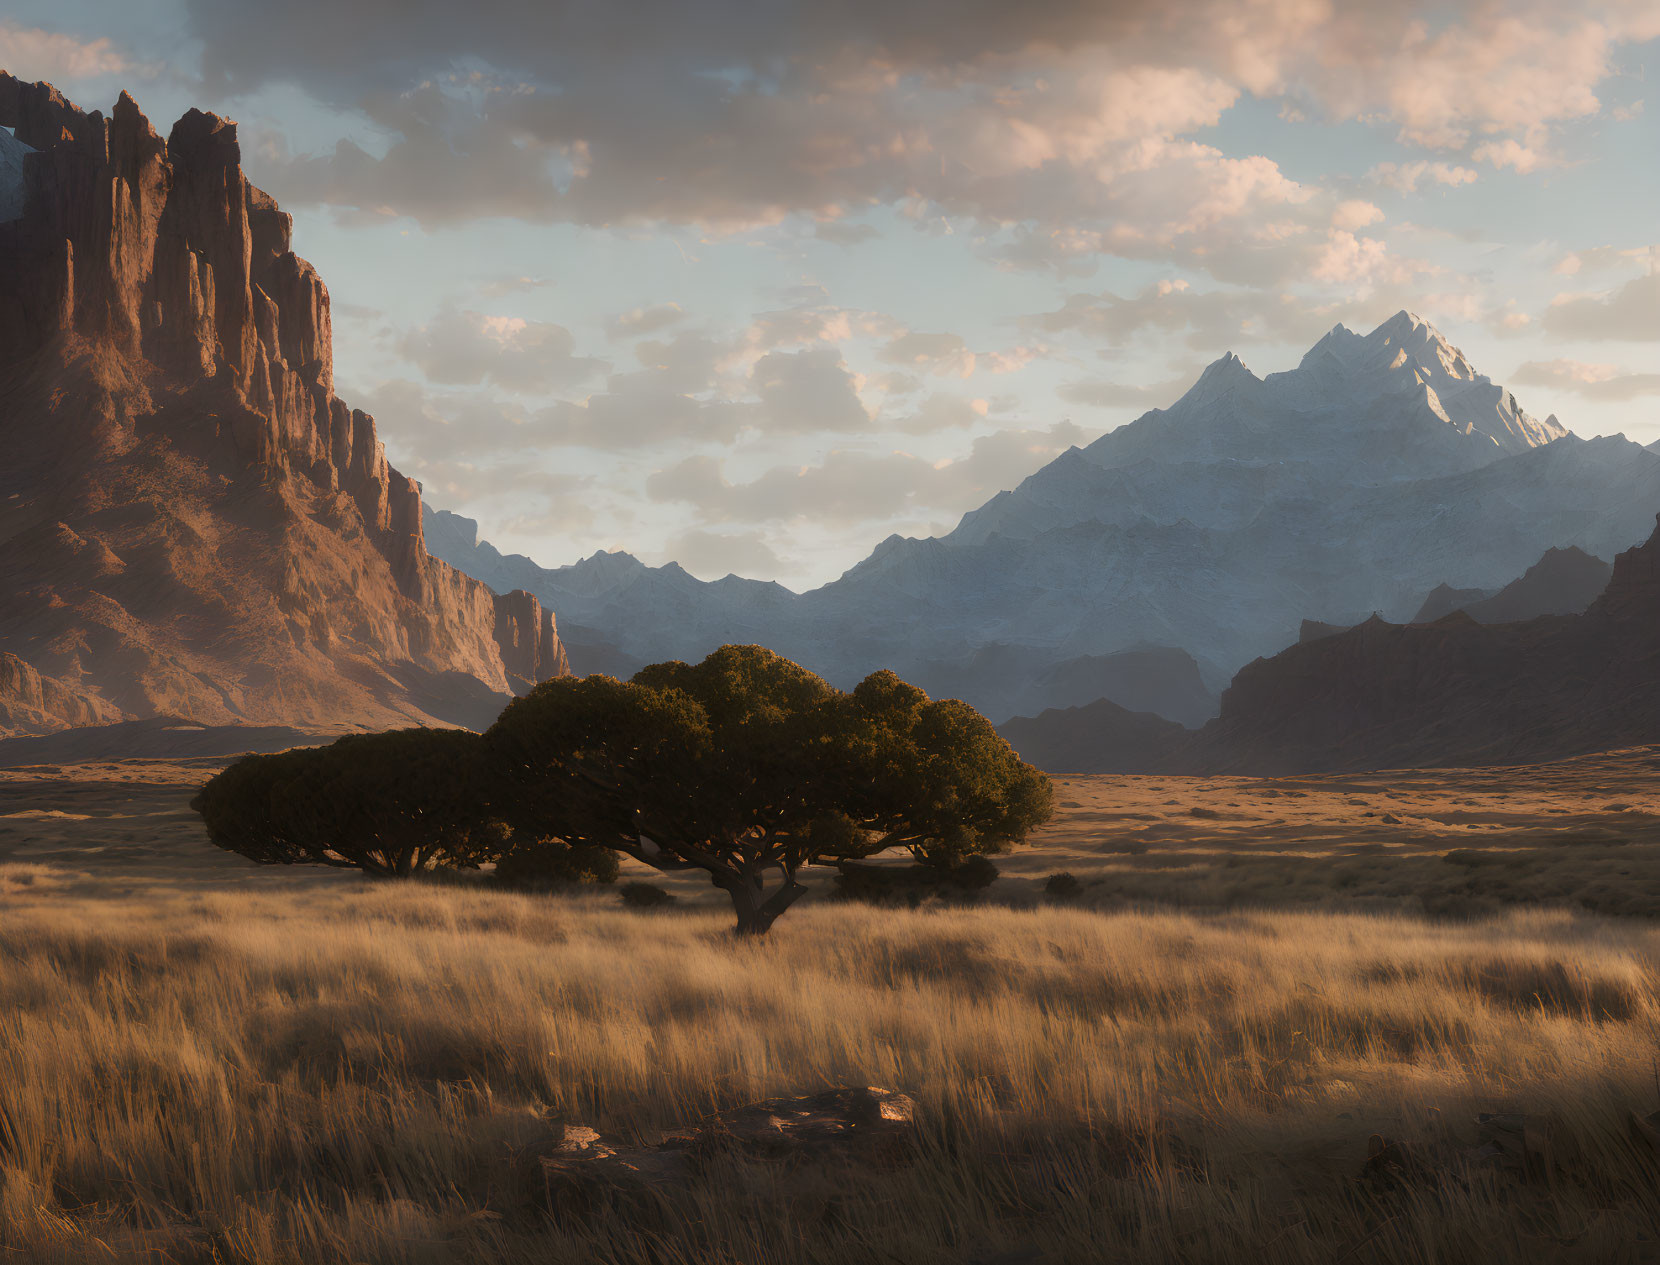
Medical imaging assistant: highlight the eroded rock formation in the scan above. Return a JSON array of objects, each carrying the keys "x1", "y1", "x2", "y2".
[
  {"x1": 1184, "y1": 515, "x2": 1660, "y2": 773},
  {"x1": 0, "y1": 74, "x2": 568, "y2": 737}
]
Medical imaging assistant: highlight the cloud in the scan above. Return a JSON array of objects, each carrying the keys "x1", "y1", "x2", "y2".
[
  {"x1": 176, "y1": 0, "x2": 1655, "y2": 286},
  {"x1": 1511, "y1": 359, "x2": 1660, "y2": 401},
  {"x1": 474, "y1": 275, "x2": 555, "y2": 298},
  {"x1": 1471, "y1": 138, "x2": 1550, "y2": 174},
  {"x1": 1366, "y1": 160, "x2": 1479, "y2": 192},
  {"x1": 631, "y1": 329, "x2": 733, "y2": 393},
  {"x1": 1332, "y1": 200, "x2": 1384, "y2": 230},
  {"x1": 746, "y1": 306, "x2": 869, "y2": 350},
  {"x1": 606, "y1": 303, "x2": 687, "y2": 339},
  {"x1": 358, "y1": 379, "x2": 552, "y2": 455},
  {"x1": 644, "y1": 422, "x2": 1091, "y2": 527},
  {"x1": 1029, "y1": 279, "x2": 1328, "y2": 350},
  {"x1": 197, "y1": 0, "x2": 1653, "y2": 230},
  {"x1": 1544, "y1": 272, "x2": 1660, "y2": 341},
  {"x1": 1552, "y1": 245, "x2": 1657, "y2": 277},
  {"x1": 660, "y1": 528, "x2": 787, "y2": 581},
  {"x1": 880, "y1": 331, "x2": 976, "y2": 378},
  {"x1": 1484, "y1": 300, "x2": 1533, "y2": 336},
  {"x1": 0, "y1": 23, "x2": 146, "y2": 82},
  {"x1": 1028, "y1": 276, "x2": 1494, "y2": 359},
  {"x1": 813, "y1": 221, "x2": 881, "y2": 246},
  {"x1": 1058, "y1": 371, "x2": 1203, "y2": 409},
  {"x1": 1311, "y1": 229, "x2": 1430, "y2": 287},
  {"x1": 530, "y1": 335, "x2": 874, "y2": 447},
  {"x1": 554, "y1": 371, "x2": 751, "y2": 448},
  {"x1": 895, "y1": 393, "x2": 993, "y2": 432},
  {"x1": 397, "y1": 303, "x2": 605, "y2": 392},
  {"x1": 749, "y1": 347, "x2": 871, "y2": 432}
]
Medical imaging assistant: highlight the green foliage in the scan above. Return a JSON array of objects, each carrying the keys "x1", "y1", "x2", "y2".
[
  {"x1": 619, "y1": 881, "x2": 676, "y2": 908},
  {"x1": 494, "y1": 838, "x2": 619, "y2": 891},
  {"x1": 486, "y1": 644, "x2": 1053, "y2": 934},
  {"x1": 192, "y1": 728, "x2": 501, "y2": 877},
  {"x1": 827, "y1": 670, "x2": 1055, "y2": 868}
]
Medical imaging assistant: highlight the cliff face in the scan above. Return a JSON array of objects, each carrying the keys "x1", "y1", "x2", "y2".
[{"x1": 0, "y1": 75, "x2": 567, "y2": 737}]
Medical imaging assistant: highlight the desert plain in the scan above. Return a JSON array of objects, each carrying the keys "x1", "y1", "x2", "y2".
[{"x1": 3, "y1": 750, "x2": 1660, "y2": 1263}]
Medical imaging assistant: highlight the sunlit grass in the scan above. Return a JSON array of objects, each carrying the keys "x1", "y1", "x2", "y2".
[{"x1": 3, "y1": 880, "x2": 1660, "y2": 1263}]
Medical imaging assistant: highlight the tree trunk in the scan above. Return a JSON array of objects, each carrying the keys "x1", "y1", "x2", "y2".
[{"x1": 723, "y1": 872, "x2": 809, "y2": 936}]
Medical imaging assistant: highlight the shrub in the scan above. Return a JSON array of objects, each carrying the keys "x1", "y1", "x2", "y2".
[
  {"x1": 1046, "y1": 872, "x2": 1083, "y2": 898},
  {"x1": 833, "y1": 856, "x2": 1002, "y2": 906},
  {"x1": 947, "y1": 855, "x2": 1002, "y2": 892},
  {"x1": 620, "y1": 881, "x2": 676, "y2": 908},
  {"x1": 494, "y1": 838, "x2": 619, "y2": 891},
  {"x1": 192, "y1": 728, "x2": 501, "y2": 877}
]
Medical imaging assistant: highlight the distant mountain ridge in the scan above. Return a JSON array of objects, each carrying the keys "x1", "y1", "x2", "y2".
[
  {"x1": 1005, "y1": 542, "x2": 1625, "y2": 774},
  {"x1": 1178, "y1": 513, "x2": 1660, "y2": 773},
  {"x1": 1297, "y1": 545, "x2": 1612, "y2": 645},
  {"x1": 1419, "y1": 546, "x2": 1612, "y2": 624},
  {"x1": 428, "y1": 310, "x2": 1659, "y2": 725}
]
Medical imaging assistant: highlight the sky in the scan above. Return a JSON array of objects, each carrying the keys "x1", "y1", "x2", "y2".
[{"x1": 3, "y1": 1, "x2": 1658, "y2": 588}]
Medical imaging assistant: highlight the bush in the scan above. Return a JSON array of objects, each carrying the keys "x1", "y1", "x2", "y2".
[
  {"x1": 494, "y1": 838, "x2": 619, "y2": 891},
  {"x1": 192, "y1": 728, "x2": 501, "y2": 877},
  {"x1": 834, "y1": 856, "x2": 1002, "y2": 906},
  {"x1": 947, "y1": 855, "x2": 1002, "y2": 892},
  {"x1": 620, "y1": 881, "x2": 676, "y2": 909},
  {"x1": 1045, "y1": 871, "x2": 1083, "y2": 898}
]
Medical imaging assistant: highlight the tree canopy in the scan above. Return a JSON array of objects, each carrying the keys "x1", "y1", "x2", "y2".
[
  {"x1": 192, "y1": 727, "x2": 503, "y2": 877},
  {"x1": 486, "y1": 645, "x2": 1052, "y2": 933}
]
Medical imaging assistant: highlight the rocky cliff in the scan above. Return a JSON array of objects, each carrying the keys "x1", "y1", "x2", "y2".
[
  {"x1": 1180, "y1": 515, "x2": 1660, "y2": 773},
  {"x1": 0, "y1": 75, "x2": 568, "y2": 737},
  {"x1": 1432, "y1": 546, "x2": 1612, "y2": 624}
]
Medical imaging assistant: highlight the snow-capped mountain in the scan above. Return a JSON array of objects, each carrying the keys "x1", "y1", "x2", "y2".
[
  {"x1": 953, "y1": 310, "x2": 1564, "y2": 545},
  {"x1": 425, "y1": 312, "x2": 1660, "y2": 723}
]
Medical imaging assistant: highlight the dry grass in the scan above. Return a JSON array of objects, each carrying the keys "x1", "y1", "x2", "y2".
[
  {"x1": 1009, "y1": 749, "x2": 1660, "y2": 920},
  {"x1": 3, "y1": 756, "x2": 1660, "y2": 1262}
]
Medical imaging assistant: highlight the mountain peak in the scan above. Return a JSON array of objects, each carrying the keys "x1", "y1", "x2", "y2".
[
  {"x1": 1373, "y1": 309, "x2": 1428, "y2": 338},
  {"x1": 577, "y1": 548, "x2": 646, "y2": 572},
  {"x1": 1182, "y1": 350, "x2": 1258, "y2": 404}
]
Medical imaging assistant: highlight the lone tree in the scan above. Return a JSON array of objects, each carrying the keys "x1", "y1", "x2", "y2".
[
  {"x1": 192, "y1": 727, "x2": 505, "y2": 877},
  {"x1": 485, "y1": 645, "x2": 1052, "y2": 934}
]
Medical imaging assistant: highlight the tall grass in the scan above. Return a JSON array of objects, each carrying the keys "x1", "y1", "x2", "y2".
[{"x1": 3, "y1": 879, "x2": 1660, "y2": 1262}]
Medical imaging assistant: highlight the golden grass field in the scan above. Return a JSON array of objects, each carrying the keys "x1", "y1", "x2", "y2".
[{"x1": 3, "y1": 751, "x2": 1660, "y2": 1263}]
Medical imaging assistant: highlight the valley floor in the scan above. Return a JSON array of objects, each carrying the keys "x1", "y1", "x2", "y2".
[{"x1": 3, "y1": 754, "x2": 1660, "y2": 1262}]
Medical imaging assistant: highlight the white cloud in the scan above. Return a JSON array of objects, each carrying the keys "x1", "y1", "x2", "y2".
[
  {"x1": 606, "y1": 303, "x2": 686, "y2": 339},
  {"x1": 1545, "y1": 272, "x2": 1660, "y2": 341},
  {"x1": 879, "y1": 331, "x2": 976, "y2": 378},
  {"x1": 1366, "y1": 160, "x2": 1478, "y2": 193},
  {"x1": 660, "y1": 528, "x2": 787, "y2": 581},
  {"x1": 749, "y1": 347, "x2": 871, "y2": 432},
  {"x1": 397, "y1": 303, "x2": 605, "y2": 392},
  {"x1": 1332, "y1": 200, "x2": 1385, "y2": 230},
  {"x1": 0, "y1": 23, "x2": 144, "y2": 81},
  {"x1": 1511, "y1": 358, "x2": 1660, "y2": 400},
  {"x1": 645, "y1": 422, "x2": 1091, "y2": 527},
  {"x1": 1472, "y1": 138, "x2": 1550, "y2": 174}
]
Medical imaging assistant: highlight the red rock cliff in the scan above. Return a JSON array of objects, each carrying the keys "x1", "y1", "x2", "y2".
[{"x1": 0, "y1": 74, "x2": 568, "y2": 736}]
